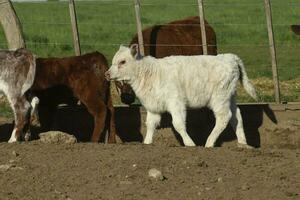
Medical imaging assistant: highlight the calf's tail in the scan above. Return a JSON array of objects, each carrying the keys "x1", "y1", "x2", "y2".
[
  {"x1": 236, "y1": 56, "x2": 258, "y2": 101},
  {"x1": 21, "y1": 53, "x2": 36, "y2": 96}
]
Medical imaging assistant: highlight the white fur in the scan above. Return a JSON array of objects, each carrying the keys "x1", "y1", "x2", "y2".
[
  {"x1": 30, "y1": 96, "x2": 39, "y2": 117},
  {"x1": 8, "y1": 128, "x2": 17, "y2": 143},
  {"x1": 21, "y1": 54, "x2": 36, "y2": 96},
  {"x1": 107, "y1": 46, "x2": 257, "y2": 147}
]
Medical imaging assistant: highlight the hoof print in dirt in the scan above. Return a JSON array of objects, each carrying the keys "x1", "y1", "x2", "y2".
[
  {"x1": 148, "y1": 168, "x2": 165, "y2": 181},
  {"x1": 39, "y1": 131, "x2": 77, "y2": 144}
]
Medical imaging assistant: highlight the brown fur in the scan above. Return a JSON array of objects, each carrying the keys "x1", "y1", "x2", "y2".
[
  {"x1": 31, "y1": 52, "x2": 116, "y2": 143},
  {"x1": 130, "y1": 16, "x2": 217, "y2": 57},
  {"x1": 291, "y1": 25, "x2": 300, "y2": 35}
]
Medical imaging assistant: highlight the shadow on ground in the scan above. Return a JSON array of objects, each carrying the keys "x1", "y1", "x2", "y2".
[{"x1": 0, "y1": 104, "x2": 278, "y2": 147}]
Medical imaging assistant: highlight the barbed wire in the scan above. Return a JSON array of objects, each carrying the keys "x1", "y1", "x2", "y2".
[
  {"x1": 20, "y1": 21, "x2": 299, "y2": 27},
  {"x1": 13, "y1": 0, "x2": 300, "y2": 7}
]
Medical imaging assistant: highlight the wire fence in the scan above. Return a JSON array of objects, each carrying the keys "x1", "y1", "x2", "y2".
[{"x1": 0, "y1": 0, "x2": 299, "y2": 103}]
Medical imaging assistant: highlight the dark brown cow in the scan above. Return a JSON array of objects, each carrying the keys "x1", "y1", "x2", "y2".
[
  {"x1": 291, "y1": 25, "x2": 300, "y2": 35},
  {"x1": 130, "y1": 16, "x2": 217, "y2": 58},
  {"x1": 30, "y1": 52, "x2": 116, "y2": 143},
  {"x1": 0, "y1": 48, "x2": 36, "y2": 142},
  {"x1": 119, "y1": 16, "x2": 217, "y2": 104}
]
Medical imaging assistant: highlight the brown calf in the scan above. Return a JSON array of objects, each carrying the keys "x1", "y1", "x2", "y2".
[
  {"x1": 291, "y1": 25, "x2": 300, "y2": 35},
  {"x1": 0, "y1": 48, "x2": 36, "y2": 142},
  {"x1": 30, "y1": 52, "x2": 116, "y2": 143},
  {"x1": 119, "y1": 16, "x2": 217, "y2": 105}
]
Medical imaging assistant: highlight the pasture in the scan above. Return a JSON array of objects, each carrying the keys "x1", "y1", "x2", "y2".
[{"x1": 0, "y1": 0, "x2": 299, "y2": 107}]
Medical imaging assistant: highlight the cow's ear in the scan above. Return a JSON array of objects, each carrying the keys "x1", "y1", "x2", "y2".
[
  {"x1": 291, "y1": 25, "x2": 300, "y2": 35},
  {"x1": 130, "y1": 44, "x2": 138, "y2": 58}
]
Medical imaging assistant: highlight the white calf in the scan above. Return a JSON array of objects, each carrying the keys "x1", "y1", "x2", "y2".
[{"x1": 106, "y1": 45, "x2": 257, "y2": 147}]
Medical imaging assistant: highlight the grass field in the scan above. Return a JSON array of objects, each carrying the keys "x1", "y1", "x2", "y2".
[{"x1": 0, "y1": 0, "x2": 299, "y2": 106}]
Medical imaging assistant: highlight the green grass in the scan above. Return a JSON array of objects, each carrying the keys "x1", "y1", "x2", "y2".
[
  {"x1": 0, "y1": 0, "x2": 299, "y2": 104},
  {"x1": 0, "y1": 102, "x2": 13, "y2": 119}
]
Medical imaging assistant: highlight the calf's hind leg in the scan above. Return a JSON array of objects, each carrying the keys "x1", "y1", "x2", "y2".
[
  {"x1": 79, "y1": 94, "x2": 107, "y2": 142},
  {"x1": 205, "y1": 103, "x2": 232, "y2": 148},
  {"x1": 7, "y1": 95, "x2": 31, "y2": 143},
  {"x1": 229, "y1": 99, "x2": 254, "y2": 149},
  {"x1": 106, "y1": 93, "x2": 116, "y2": 143},
  {"x1": 229, "y1": 99, "x2": 247, "y2": 145}
]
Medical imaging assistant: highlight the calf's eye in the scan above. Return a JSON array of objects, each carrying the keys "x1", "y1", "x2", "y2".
[{"x1": 119, "y1": 60, "x2": 126, "y2": 65}]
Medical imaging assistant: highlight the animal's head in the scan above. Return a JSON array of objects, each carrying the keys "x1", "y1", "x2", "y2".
[
  {"x1": 114, "y1": 81, "x2": 136, "y2": 105},
  {"x1": 105, "y1": 44, "x2": 140, "y2": 82},
  {"x1": 291, "y1": 25, "x2": 300, "y2": 35},
  {"x1": 105, "y1": 44, "x2": 140, "y2": 105}
]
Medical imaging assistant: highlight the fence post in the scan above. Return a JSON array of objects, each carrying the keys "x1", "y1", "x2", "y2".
[
  {"x1": 134, "y1": 0, "x2": 145, "y2": 56},
  {"x1": 264, "y1": 0, "x2": 280, "y2": 103},
  {"x1": 197, "y1": 0, "x2": 208, "y2": 55},
  {"x1": 69, "y1": 0, "x2": 81, "y2": 56},
  {"x1": 0, "y1": 0, "x2": 25, "y2": 49}
]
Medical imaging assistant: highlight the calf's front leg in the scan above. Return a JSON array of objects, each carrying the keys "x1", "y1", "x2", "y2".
[{"x1": 144, "y1": 111, "x2": 161, "y2": 144}]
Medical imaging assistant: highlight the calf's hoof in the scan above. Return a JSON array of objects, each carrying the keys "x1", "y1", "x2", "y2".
[
  {"x1": 184, "y1": 140, "x2": 196, "y2": 147},
  {"x1": 237, "y1": 143, "x2": 255, "y2": 149},
  {"x1": 143, "y1": 140, "x2": 153, "y2": 145},
  {"x1": 107, "y1": 138, "x2": 116, "y2": 144},
  {"x1": 8, "y1": 137, "x2": 18, "y2": 143},
  {"x1": 204, "y1": 142, "x2": 215, "y2": 148},
  {"x1": 24, "y1": 132, "x2": 31, "y2": 142}
]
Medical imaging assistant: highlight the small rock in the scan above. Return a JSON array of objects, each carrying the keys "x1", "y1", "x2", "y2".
[
  {"x1": 39, "y1": 131, "x2": 77, "y2": 144},
  {"x1": 148, "y1": 168, "x2": 165, "y2": 181},
  {"x1": 241, "y1": 185, "x2": 250, "y2": 191},
  {"x1": 217, "y1": 177, "x2": 223, "y2": 182},
  {"x1": 205, "y1": 187, "x2": 212, "y2": 191},
  {"x1": 14, "y1": 166, "x2": 24, "y2": 170},
  {"x1": 132, "y1": 164, "x2": 137, "y2": 168},
  {"x1": 0, "y1": 164, "x2": 12, "y2": 171},
  {"x1": 120, "y1": 180, "x2": 133, "y2": 185},
  {"x1": 12, "y1": 150, "x2": 19, "y2": 157},
  {"x1": 198, "y1": 161, "x2": 208, "y2": 167}
]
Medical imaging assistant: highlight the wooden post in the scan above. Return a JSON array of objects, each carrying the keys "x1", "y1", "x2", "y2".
[
  {"x1": 264, "y1": 0, "x2": 280, "y2": 103},
  {"x1": 134, "y1": 0, "x2": 145, "y2": 56},
  {"x1": 0, "y1": 0, "x2": 25, "y2": 49},
  {"x1": 69, "y1": 0, "x2": 81, "y2": 56},
  {"x1": 197, "y1": 0, "x2": 208, "y2": 55}
]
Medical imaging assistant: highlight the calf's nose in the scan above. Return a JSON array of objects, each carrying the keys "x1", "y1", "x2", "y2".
[{"x1": 105, "y1": 71, "x2": 110, "y2": 81}]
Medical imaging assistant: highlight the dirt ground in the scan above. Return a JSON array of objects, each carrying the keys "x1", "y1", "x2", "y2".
[
  {"x1": 0, "y1": 141, "x2": 299, "y2": 200},
  {"x1": 0, "y1": 115, "x2": 299, "y2": 200},
  {"x1": 0, "y1": 104, "x2": 300, "y2": 200}
]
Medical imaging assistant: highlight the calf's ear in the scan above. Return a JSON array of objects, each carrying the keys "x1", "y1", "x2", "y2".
[
  {"x1": 119, "y1": 44, "x2": 127, "y2": 50},
  {"x1": 130, "y1": 44, "x2": 139, "y2": 58}
]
